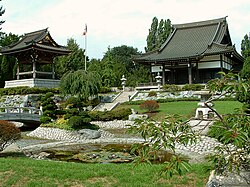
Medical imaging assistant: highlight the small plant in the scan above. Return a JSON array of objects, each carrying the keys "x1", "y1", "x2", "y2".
[
  {"x1": 0, "y1": 120, "x2": 21, "y2": 151},
  {"x1": 148, "y1": 91, "x2": 157, "y2": 97},
  {"x1": 139, "y1": 100, "x2": 159, "y2": 113}
]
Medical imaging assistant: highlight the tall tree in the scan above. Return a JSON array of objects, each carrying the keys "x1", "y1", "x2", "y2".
[
  {"x1": 145, "y1": 17, "x2": 172, "y2": 52},
  {"x1": 0, "y1": 33, "x2": 20, "y2": 87},
  {"x1": 241, "y1": 34, "x2": 250, "y2": 59},
  {"x1": 60, "y1": 70, "x2": 101, "y2": 100},
  {"x1": 54, "y1": 38, "x2": 85, "y2": 78},
  {"x1": 145, "y1": 17, "x2": 158, "y2": 52},
  {"x1": 0, "y1": 0, "x2": 5, "y2": 31}
]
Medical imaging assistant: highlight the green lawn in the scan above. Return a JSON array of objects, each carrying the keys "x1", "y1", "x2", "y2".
[
  {"x1": 0, "y1": 156, "x2": 210, "y2": 187},
  {"x1": 130, "y1": 101, "x2": 242, "y2": 121}
]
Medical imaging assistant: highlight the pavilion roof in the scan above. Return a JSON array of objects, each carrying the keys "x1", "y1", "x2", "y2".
[
  {"x1": 0, "y1": 28, "x2": 71, "y2": 55},
  {"x1": 133, "y1": 17, "x2": 243, "y2": 64}
]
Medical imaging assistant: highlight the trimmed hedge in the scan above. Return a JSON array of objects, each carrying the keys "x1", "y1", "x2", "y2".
[
  {"x1": 0, "y1": 86, "x2": 60, "y2": 96},
  {"x1": 89, "y1": 107, "x2": 132, "y2": 121}
]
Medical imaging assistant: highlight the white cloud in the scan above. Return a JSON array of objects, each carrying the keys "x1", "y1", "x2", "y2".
[{"x1": 2, "y1": 0, "x2": 250, "y2": 59}]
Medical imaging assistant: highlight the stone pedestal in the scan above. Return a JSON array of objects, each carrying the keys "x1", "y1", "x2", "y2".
[{"x1": 4, "y1": 78, "x2": 60, "y2": 88}]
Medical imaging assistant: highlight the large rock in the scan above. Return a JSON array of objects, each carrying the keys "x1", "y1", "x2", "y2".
[
  {"x1": 206, "y1": 170, "x2": 250, "y2": 187},
  {"x1": 78, "y1": 129, "x2": 101, "y2": 139}
]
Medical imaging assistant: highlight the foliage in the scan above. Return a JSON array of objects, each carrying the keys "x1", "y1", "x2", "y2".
[
  {"x1": 139, "y1": 100, "x2": 159, "y2": 112},
  {"x1": 60, "y1": 70, "x2": 101, "y2": 100},
  {"x1": 148, "y1": 91, "x2": 157, "y2": 97},
  {"x1": 99, "y1": 86, "x2": 112, "y2": 93},
  {"x1": 67, "y1": 116, "x2": 93, "y2": 130},
  {"x1": 89, "y1": 107, "x2": 132, "y2": 121},
  {"x1": 145, "y1": 17, "x2": 172, "y2": 52},
  {"x1": 0, "y1": 0, "x2": 5, "y2": 30},
  {"x1": 162, "y1": 84, "x2": 180, "y2": 92},
  {"x1": 181, "y1": 84, "x2": 205, "y2": 91},
  {"x1": 241, "y1": 56, "x2": 250, "y2": 80},
  {"x1": 88, "y1": 45, "x2": 150, "y2": 87},
  {"x1": 208, "y1": 111, "x2": 249, "y2": 174},
  {"x1": 241, "y1": 34, "x2": 250, "y2": 59},
  {"x1": 54, "y1": 38, "x2": 86, "y2": 79},
  {"x1": 40, "y1": 92, "x2": 58, "y2": 123},
  {"x1": 0, "y1": 33, "x2": 20, "y2": 88},
  {"x1": 128, "y1": 115, "x2": 197, "y2": 178},
  {"x1": 0, "y1": 86, "x2": 59, "y2": 96},
  {"x1": 206, "y1": 72, "x2": 250, "y2": 174},
  {"x1": 0, "y1": 120, "x2": 21, "y2": 151}
]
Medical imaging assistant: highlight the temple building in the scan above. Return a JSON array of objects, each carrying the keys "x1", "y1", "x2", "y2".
[
  {"x1": 0, "y1": 28, "x2": 71, "y2": 88},
  {"x1": 133, "y1": 17, "x2": 244, "y2": 85}
]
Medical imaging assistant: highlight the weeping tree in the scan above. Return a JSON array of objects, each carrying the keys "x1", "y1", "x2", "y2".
[{"x1": 60, "y1": 70, "x2": 101, "y2": 101}]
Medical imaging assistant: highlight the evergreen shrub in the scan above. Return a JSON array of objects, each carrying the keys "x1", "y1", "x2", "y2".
[
  {"x1": 181, "y1": 84, "x2": 204, "y2": 91},
  {"x1": 162, "y1": 84, "x2": 180, "y2": 92},
  {"x1": 89, "y1": 107, "x2": 132, "y2": 121}
]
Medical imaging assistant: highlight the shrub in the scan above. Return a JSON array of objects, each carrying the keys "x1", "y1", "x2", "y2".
[
  {"x1": 162, "y1": 84, "x2": 180, "y2": 92},
  {"x1": 0, "y1": 120, "x2": 21, "y2": 151},
  {"x1": 89, "y1": 107, "x2": 132, "y2": 121},
  {"x1": 139, "y1": 100, "x2": 159, "y2": 113},
  {"x1": 67, "y1": 116, "x2": 98, "y2": 130},
  {"x1": 181, "y1": 84, "x2": 204, "y2": 91},
  {"x1": 99, "y1": 86, "x2": 112, "y2": 93},
  {"x1": 148, "y1": 91, "x2": 157, "y2": 97}
]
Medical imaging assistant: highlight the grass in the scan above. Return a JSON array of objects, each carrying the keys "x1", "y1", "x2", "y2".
[
  {"x1": 129, "y1": 100, "x2": 242, "y2": 121},
  {"x1": 0, "y1": 156, "x2": 210, "y2": 187}
]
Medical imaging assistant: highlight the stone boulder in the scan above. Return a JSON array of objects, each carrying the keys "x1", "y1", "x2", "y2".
[
  {"x1": 206, "y1": 170, "x2": 250, "y2": 187},
  {"x1": 78, "y1": 129, "x2": 101, "y2": 139}
]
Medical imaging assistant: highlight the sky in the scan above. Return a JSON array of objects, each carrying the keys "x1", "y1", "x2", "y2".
[{"x1": 1, "y1": 0, "x2": 250, "y2": 59}]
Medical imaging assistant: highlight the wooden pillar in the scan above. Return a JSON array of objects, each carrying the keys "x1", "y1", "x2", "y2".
[
  {"x1": 162, "y1": 64, "x2": 166, "y2": 85},
  {"x1": 220, "y1": 54, "x2": 223, "y2": 72},
  {"x1": 52, "y1": 62, "x2": 55, "y2": 79},
  {"x1": 188, "y1": 61, "x2": 192, "y2": 84},
  {"x1": 196, "y1": 61, "x2": 199, "y2": 83},
  {"x1": 17, "y1": 62, "x2": 20, "y2": 80}
]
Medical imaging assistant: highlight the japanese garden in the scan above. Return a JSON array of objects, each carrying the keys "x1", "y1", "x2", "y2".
[{"x1": 0, "y1": 3, "x2": 249, "y2": 187}]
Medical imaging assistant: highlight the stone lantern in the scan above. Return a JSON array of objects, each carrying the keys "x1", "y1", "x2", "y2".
[
  {"x1": 155, "y1": 72, "x2": 162, "y2": 91},
  {"x1": 121, "y1": 75, "x2": 127, "y2": 91},
  {"x1": 194, "y1": 88, "x2": 215, "y2": 119}
]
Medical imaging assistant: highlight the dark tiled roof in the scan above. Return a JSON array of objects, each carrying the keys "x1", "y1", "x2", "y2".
[
  {"x1": 0, "y1": 28, "x2": 70, "y2": 55},
  {"x1": 134, "y1": 17, "x2": 242, "y2": 63}
]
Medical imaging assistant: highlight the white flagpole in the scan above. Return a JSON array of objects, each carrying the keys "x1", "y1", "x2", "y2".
[{"x1": 84, "y1": 24, "x2": 87, "y2": 71}]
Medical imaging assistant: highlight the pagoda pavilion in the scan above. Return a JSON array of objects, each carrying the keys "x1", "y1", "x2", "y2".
[
  {"x1": 133, "y1": 17, "x2": 244, "y2": 85},
  {"x1": 0, "y1": 28, "x2": 71, "y2": 88}
]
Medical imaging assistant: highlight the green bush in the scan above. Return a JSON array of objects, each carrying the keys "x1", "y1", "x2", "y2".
[
  {"x1": 148, "y1": 91, "x2": 157, "y2": 97},
  {"x1": 181, "y1": 84, "x2": 204, "y2": 91},
  {"x1": 162, "y1": 84, "x2": 180, "y2": 92},
  {"x1": 0, "y1": 87, "x2": 60, "y2": 96},
  {"x1": 99, "y1": 86, "x2": 112, "y2": 93},
  {"x1": 40, "y1": 116, "x2": 52, "y2": 124},
  {"x1": 89, "y1": 107, "x2": 132, "y2": 121},
  {"x1": 67, "y1": 116, "x2": 98, "y2": 130},
  {"x1": 139, "y1": 100, "x2": 159, "y2": 112}
]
